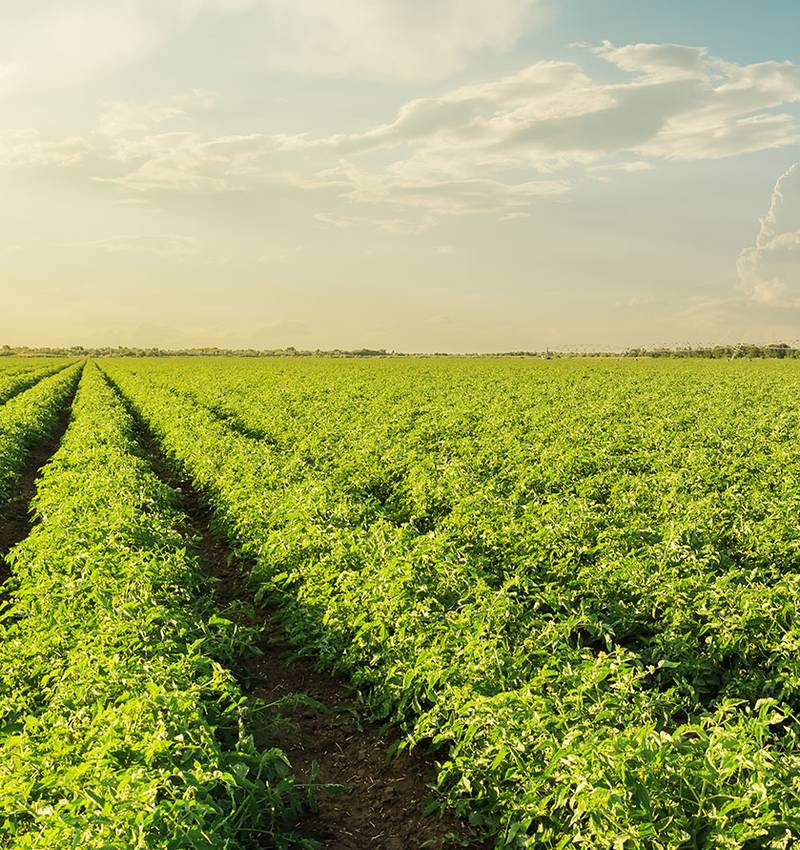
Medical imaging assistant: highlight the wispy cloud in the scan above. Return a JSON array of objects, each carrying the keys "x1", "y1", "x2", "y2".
[
  {"x1": 313, "y1": 211, "x2": 436, "y2": 233},
  {"x1": 5, "y1": 40, "x2": 800, "y2": 231},
  {"x1": 286, "y1": 44, "x2": 800, "y2": 165},
  {"x1": 59, "y1": 234, "x2": 203, "y2": 259},
  {"x1": 0, "y1": 129, "x2": 92, "y2": 167},
  {"x1": 94, "y1": 132, "x2": 278, "y2": 192},
  {"x1": 0, "y1": 1, "x2": 550, "y2": 98},
  {"x1": 97, "y1": 89, "x2": 218, "y2": 137},
  {"x1": 0, "y1": 3, "x2": 157, "y2": 98},
  {"x1": 737, "y1": 161, "x2": 800, "y2": 307},
  {"x1": 257, "y1": 0, "x2": 551, "y2": 82},
  {"x1": 589, "y1": 41, "x2": 714, "y2": 82}
]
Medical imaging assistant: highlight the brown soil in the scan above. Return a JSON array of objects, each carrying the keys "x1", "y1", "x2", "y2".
[
  {"x1": 110, "y1": 377, "x2": 489, "y2": 850},
  {"x1": 196, "y1": 515, "x2": 486, "y2": 850}
]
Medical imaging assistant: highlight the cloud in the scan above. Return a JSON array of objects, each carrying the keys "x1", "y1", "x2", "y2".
[
  {"x1": 592, "y1": 160, "x2": 655, "y2": 174},
  {"x1": 60, "y1": 233, "x2": 236, "y2": 266},
  {"x1": 94, "y1": 132, "x2": 278, "y2": 192},
  {"x1": 0, "y1": 3, "x2": 262, "y2": 99},
  {"x1": 330, "y1": 166, "x2": 570, "y2": 215},
  {"x1": 257, "y1": 45, "x2": 800, "y2": 217},
  {"x1": 0, "y1": 129, "x2": 92, "y2": 167},
  {"x1": 0, "y1": 3, "x2": 157, "y2": 98},
  {"x1": 288, "y1": 46, "x2": 800, "y2": 166},
  {"x1": 313, "y1": 211, "x2": 435, "y2": 234},
  {"x1": 0, "y1": 1, "x2": 549, "y2": 98},
  {"x1": 258, "y1": 0, "x2": 550, "y2": 82},
  {"x1": 5, "y1": 41, "x2": 800, "y2": 230},
  {"x1": 97, "y1": 89, "x2": 218, "y2": 137},
  {"x1": 737, "y1": 161, "x2": 800, "y2": 307},
  {"x1": 60, "y1": 234, "x2": 203, "y2": 259},
  {"x1": 617, "y1": 161, "x2": 655, "y2": 172},
  {"x1": 590, "y1": 41, "x2": 713, "y2": 81}
]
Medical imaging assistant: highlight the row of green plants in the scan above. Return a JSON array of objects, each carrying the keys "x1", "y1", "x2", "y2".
[
  {"x1": 0, "y1": 361, "x2": 72, "y2": 407},
  {"x1": 105, "y1": 357, "x2": 800, "y2": 848},
  {"x1": 0, "y1": 365, "x2": 302, "y2": 849},
  {"x1": 0, "y1": 363, "x2": 82, "y2": 517},
  {"x1": 0, "y1": 358, "x2": 68, "y2": 375}
]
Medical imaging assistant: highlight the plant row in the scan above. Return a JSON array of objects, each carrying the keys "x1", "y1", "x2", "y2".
[
  {"x1": 0, "y1": 363, "x2": 68, "y2": 408},
  {"x1": 0, "y1": 363, "x2": 82, "y2": 518},
  {"x1": 0, "y1": 365, "x2": 301, "y2": 849},
  {"x1": 105, "y1": 357, "x2": 800, "y2": 848}
]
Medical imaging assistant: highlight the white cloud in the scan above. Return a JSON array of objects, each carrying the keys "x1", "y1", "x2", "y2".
[
  {"x1": 313, "y1": 212, "x2": 435, "y2": 234},
  {"x1": 0, "y1": 3, "x2": 263, "y2": 99},
  {"x1": 618, "y1": 161, "x2": 655, "y2": 172},
  {"x1": 60, "y1": 233, "x2": 237, "y2": 266},
  {"x1": 5, "y1": 40, "x2": 800, "y2": 230},
  {"x1": 60, "y1": 234, "x2": 203, "y2": 259},
  {"x1": 330, "y1": 165, "x2": 570, "y2": 215},
  {"x1": 590, "y1": 41, "x2": 714, "y2": 81},
  {"x1": 258, "y1": 0, "x2": 550, "y2": 82},
  {"x1": 0, "y1": 1, "x2": 549, "y2": 97},
  {"x1": 0, "y1": 129, "x2": 92, "y2": 167},
  {"x1": 94, "y1": 132, "x2": 277, "y2": 192},
  {"x1": 737, "y1": 161, "x2": 800, "y2": 307},
  {"x1": 290, "y1": 46, "x2": 800, "y2": 167},
  {"x1": 97, "y1": 89, "x2": 218, "y2": 137},
  {"x1": 0, "y1": 3, "x2": 157, "y2": 98},
  {"x1": 260, "y1": 45, "x2": 800, "y2": 216},
  {"x1": 592, "y1": 160, "x2": 655, "y2": 173},
  {"x1": 312, "y1": 212, "x2": 359, "y2": 229}
]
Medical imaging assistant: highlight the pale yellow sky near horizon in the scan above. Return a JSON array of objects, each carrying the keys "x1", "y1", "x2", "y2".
[{"x1": 1, "y1": 1, "x2": 800, "y2": 352}]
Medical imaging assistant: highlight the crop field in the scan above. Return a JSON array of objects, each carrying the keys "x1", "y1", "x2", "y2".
[{"x1": 3, "y1": 356, "x2": 800, "y2": 849}]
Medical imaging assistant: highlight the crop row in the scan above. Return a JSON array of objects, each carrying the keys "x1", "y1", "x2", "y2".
[
  {"x1": 0, "y1": 363, "x2": 75, "y2": 408},
  {"x1": 0, "y1": 358, "x2": 67, "y2": 377},
  {"x1": 105, "y1": 358, "x2": 800, "y2": 848},
  {"x1": 0, "y1": 366, "x2": 300, "y2": 849},
  {"x1": 0, "y1": 363, "x2": 83, "y2": 517}
]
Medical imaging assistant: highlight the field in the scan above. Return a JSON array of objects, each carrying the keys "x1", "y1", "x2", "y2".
[{"x1": 3, "y1": 356, "x2": 800, "y2": 849}]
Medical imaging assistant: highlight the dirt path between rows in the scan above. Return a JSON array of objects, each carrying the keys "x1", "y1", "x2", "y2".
[
  {"x1": 187, "y1": 490, "x2": 484, "y2": 850},
  {"x1": 108, "y1": 375, "x2": 488, "y2": 850}
]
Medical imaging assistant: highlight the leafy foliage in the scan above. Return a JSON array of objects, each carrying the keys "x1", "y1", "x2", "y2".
[
  {"x1": 0, "y1": 363, "x2": 81, "y2": 515},
  {"x1": 104, "y1": 356, "x2": 800, "y2": 848},
  {"x1": 0, "y1": 360, "x2": 72, "y2": 407},
  {"x1": 0, "y1": 365, "x2": 301, "y2": 849}
]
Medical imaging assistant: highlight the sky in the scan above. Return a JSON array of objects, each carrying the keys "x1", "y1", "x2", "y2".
[{"x1": 1, "y1": 1, "x2": 799, "y2": 352}]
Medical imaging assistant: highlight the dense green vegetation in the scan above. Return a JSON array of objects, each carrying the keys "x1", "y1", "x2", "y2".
[
  {"x1": 96, "y1": 356, "x2": 800, "y2": 848},
  {"x1": 7, "y1": 356, "x2": 800, "y2": 847},
  {"x1": 0, "y1": 366, "x2": 299, "y2": 849},
  {"x1": 0, "y1": 362, "x2": 75, "y2": 406},
  {"x1": 0, "y1": 362, "x2": 80, "y2": 516}
]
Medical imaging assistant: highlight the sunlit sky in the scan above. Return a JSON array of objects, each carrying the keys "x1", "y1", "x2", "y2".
[{"x1": 2, "y1": 0, "x2": 800, "y2": 351}]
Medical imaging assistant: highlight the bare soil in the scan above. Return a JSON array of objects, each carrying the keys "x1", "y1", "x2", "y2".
[{"x1": 196, "y1": 510, "x2": 485, "y2": 850}]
